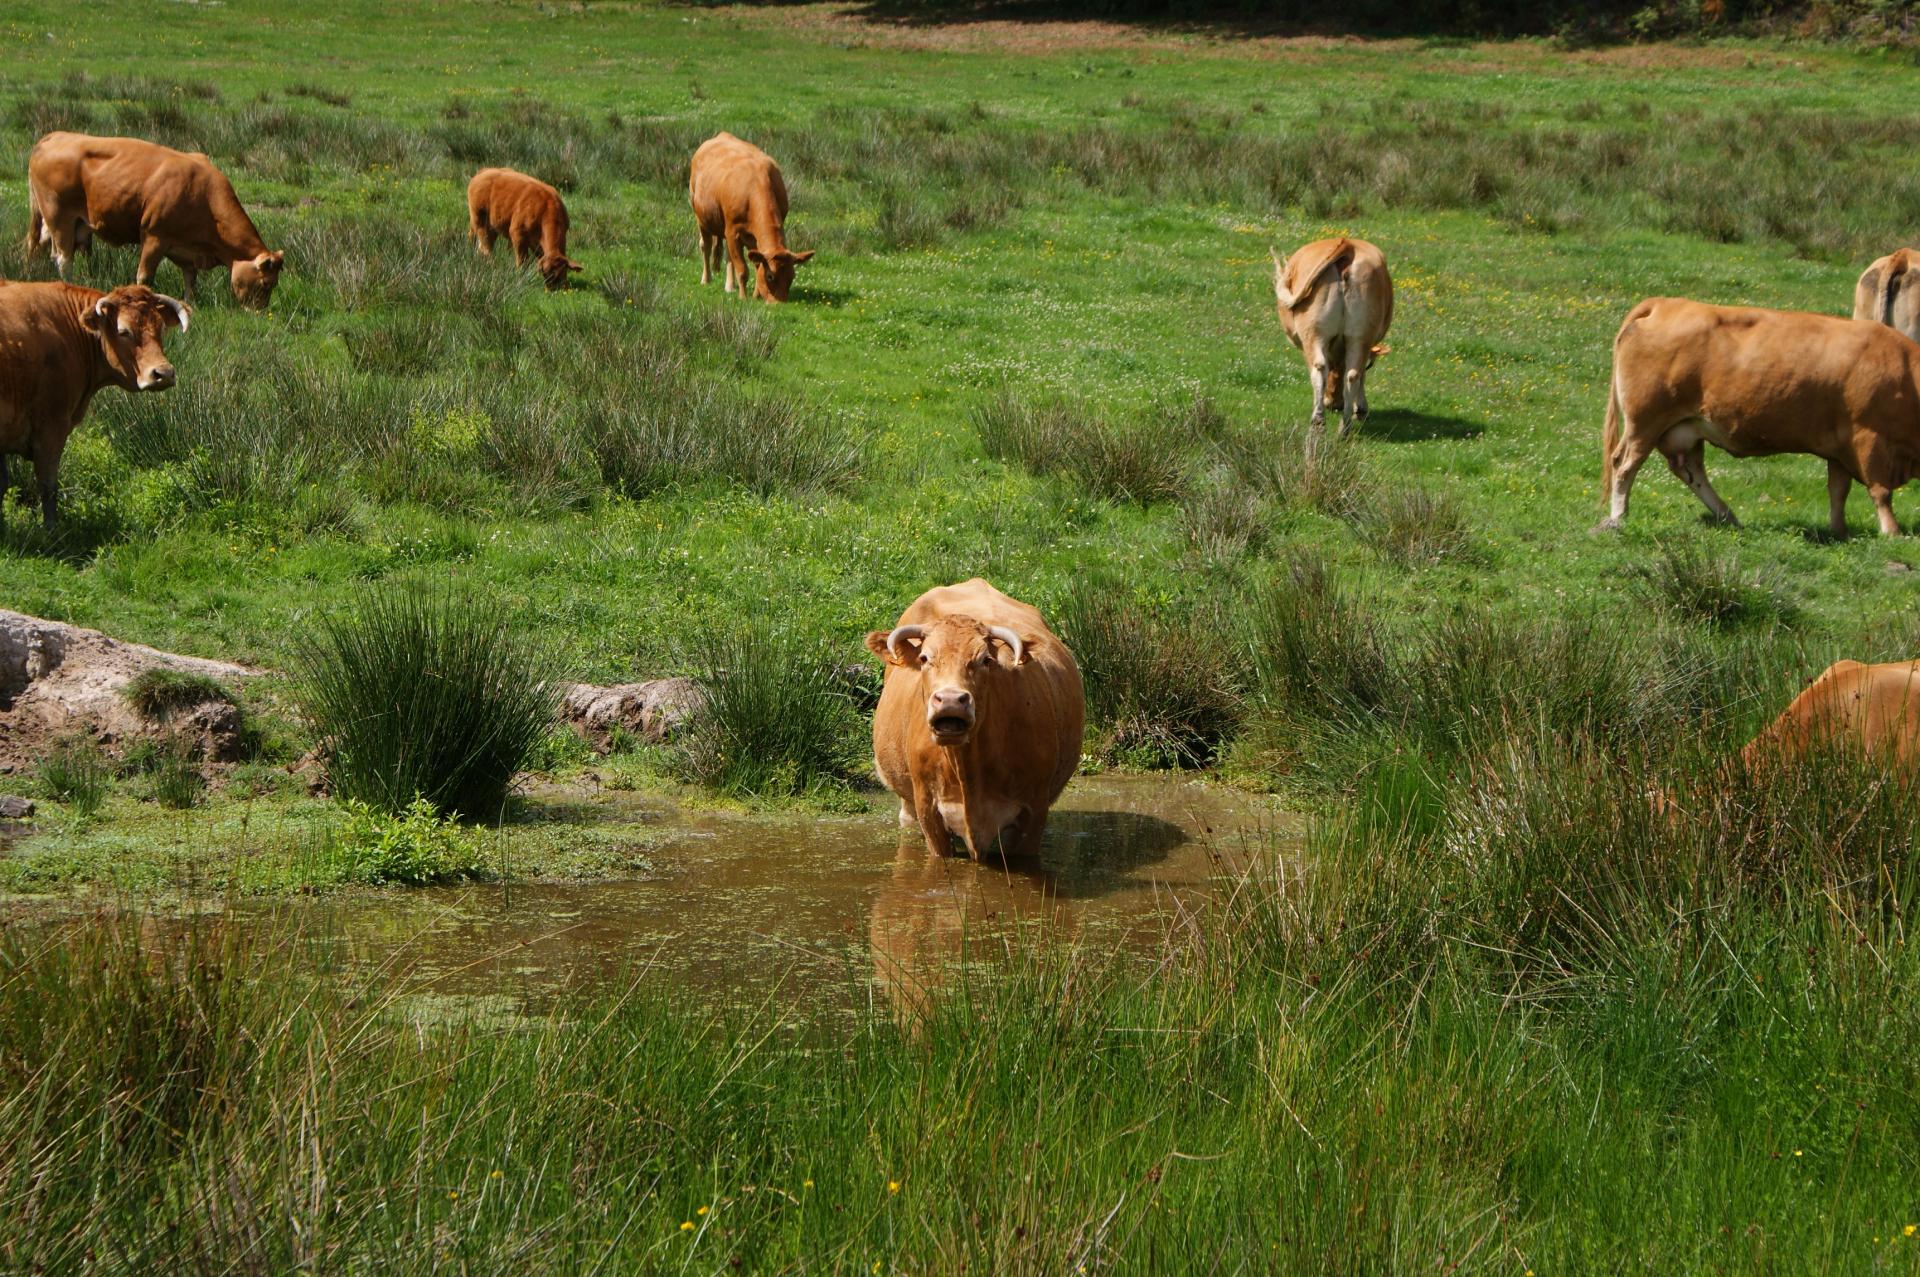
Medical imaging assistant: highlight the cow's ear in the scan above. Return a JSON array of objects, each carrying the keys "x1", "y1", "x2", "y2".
[
  {"x1": 259, "y1": 252, "x2": 284, "y2": 276},
  {"x1": 82, "y1": 298, "x2": 115, "y2": 333},
  {"x1": 863, "y1": 631, "x2": 894, "y2": 663},
  {"x1": 567, "y1": 258, "x2": 583, "y2": 273},
  {"x1": 790, "y1": 250, "x2": 815, "y2": 266},
  {"x1": 746, "y1": 249, "x2": 769, "y2": 269}
]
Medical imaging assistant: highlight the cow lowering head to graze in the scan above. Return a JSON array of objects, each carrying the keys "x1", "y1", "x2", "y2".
[
  {"x1": 1742, "y1": 659, "x2": 1920, "y2": 771},
  {"x1": 466, "y1": 167, "x2": 582, "y2": 291},
  {"x1": 1271, "y1": 236, "x2": 1393, "y2": 437},
  {"x1": 1598, "y1": 298, "x2": 1920, "y2": 538},
  {"x1": 1854, "y1": 249, "x2": 1920, "y2": 345},
  {"x1": 26, "y1": 132, "x2": 283, "y2": 309},
  {"x1": 0, "y1": 283, "x2": 188, "y2": 530},
  {"x1": 864, "y1": 579, "x2": 1084, "y2": 860},
  {"x1": 688, "y1": 132, "x2": 814, "y2": 304}
]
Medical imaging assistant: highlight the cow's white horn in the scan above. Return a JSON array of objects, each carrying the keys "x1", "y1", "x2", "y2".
[
  {"x1": 158, "y1": 294, "x2": 190, "y2": 334},
  {"x1": 885, "y1": 624, "x2": 926, "y2": 662},
  {"x1": 988, "y1": 626, "x2": 1025, "y2": 665},
  {"x1": 93, "y1": 298, "x2": 111, "y2": 316}
]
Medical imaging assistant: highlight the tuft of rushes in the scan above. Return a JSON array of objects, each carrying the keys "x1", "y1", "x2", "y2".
[
  {"x1": 298, "y1": 587, "x2": 559, "y2": 820},
  {"x1": 972, "y1": 391, "x2": 1190, "y2": 506},
  {"x1": 37, "y1": 738, "x2": 110, "y2": 817},
  {"x1": 1632, "y1": 539, "x2": 1796, "y2": 629},
  {"x1": 676, "y1": 622, "x2": 859, "y2": 799},
  {"x1": 121, "y1": 668, "x2": 236, "y2": 720}
]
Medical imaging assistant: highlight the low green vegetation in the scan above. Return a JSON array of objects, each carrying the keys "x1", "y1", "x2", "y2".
[
  {"x1": 2, "y1": 3, "x2": 1919, "y2": 1267},
  {"x1": 120, "y1": 667, "x2": 236, "y2": 720},
  {"x1": 297, "y1": 588, "x2": 559, "y2": 821}
]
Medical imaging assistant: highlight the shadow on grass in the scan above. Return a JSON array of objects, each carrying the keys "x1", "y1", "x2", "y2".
[{"x1": 1353, "y1": 408, "x2": 1484, "y2": 443}]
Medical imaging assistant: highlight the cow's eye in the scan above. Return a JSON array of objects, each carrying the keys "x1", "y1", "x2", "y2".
[
  {"x1": 118, "y1": 327, "x2": 132, "y2": 339},
  {"x1": 917, "y1": 653, "x2": 929, "y2": 666}
]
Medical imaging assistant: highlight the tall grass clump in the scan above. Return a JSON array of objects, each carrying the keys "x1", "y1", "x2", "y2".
[
  {"x1": 972, "y1": 391, "x2": 1189, "y2": 505},
  {"x1": 121, "y1": 667, "x2": 236, "y2": 720},
  {"x1": 1631, "y1": 539, "x2": 1796, "y2": 629},
  {"x1": 677, "y1": 622, "x2": 859, "y2": 799},
  {"x1": 37, "y1": 738, "x2": 109, "y2": 817},
  {"x1": 298, "y1": 588, "x2": 559, "y2": 820},
  {"x1": 1058, "y1": 578, "x2": 1239, "y2": 768},
  {"x1": 1356, "y1": 484, "x2": 1473, "y2": 567}
]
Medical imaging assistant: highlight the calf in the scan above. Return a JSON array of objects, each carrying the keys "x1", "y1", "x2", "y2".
[
  {"x1": 0, "y1": 283, "x2": 188, "y2": 529},
  {"x1": 689, "y1": 132, "x2": 814, "y2": 303},
  {"x1": 466, "y1": 167, "x2": 581, "y2": 290},
  {"x1": 27, "y1": 132, "x2": 283, "y2": 309}
]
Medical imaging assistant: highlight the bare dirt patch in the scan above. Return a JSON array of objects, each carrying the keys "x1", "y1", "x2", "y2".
[{"x1": 0, "y1": 611, "x2": 260, "y2": 772}]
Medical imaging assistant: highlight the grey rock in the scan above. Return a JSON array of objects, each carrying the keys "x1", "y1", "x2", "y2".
[
  {"x1": 0, "y1": 796, "x2": 31, "y2": 819},
  {"x1": 560, "y1": 678, "x2": 707, "y2": 752}
]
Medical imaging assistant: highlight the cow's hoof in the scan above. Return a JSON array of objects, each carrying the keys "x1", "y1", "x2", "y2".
[{"x1": 1591, "y1": 517, "x2": 1622, "y2": 533}]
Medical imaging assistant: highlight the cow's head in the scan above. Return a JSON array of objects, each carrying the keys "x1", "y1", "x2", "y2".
[
  {"x1": 864, "y1": 615, "x2": 1030, "y2": 748},
  {"x1": 747, "y1": 248, "x2": 814, "y2": 303},
  {"x1": 82, "y1": 285, "x2": 189, "y2": 392},
  {"x1": 230, "y1": 250, "x2": 285, "y2": 309},
  {"x1": 538, "y1": 251, "x2": 583, "y2": 291}
]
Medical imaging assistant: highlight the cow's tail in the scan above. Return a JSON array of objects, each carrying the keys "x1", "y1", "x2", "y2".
[
  {"x1": 1878, "y1": 253, "x2": 1909, "y2": 327},
  {"x1": 1601, "y1": 365, "x2": 1623, "y2": 506}
]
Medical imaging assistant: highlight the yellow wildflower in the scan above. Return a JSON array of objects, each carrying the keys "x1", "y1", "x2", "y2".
[
  {"x1": 680, "y1": 1221, "x2": 694, "y2": 1232},
  {"x1": 697, "y1": 1206, "x2": 709, "y2": 1216},
  {"x1": 888, "y1": 1180, "x2": 900, "y2": 1194}
]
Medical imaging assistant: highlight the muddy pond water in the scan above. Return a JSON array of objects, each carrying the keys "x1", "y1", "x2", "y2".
[{"x1": 14, "y1": 775, "x2": 1296, "y2": 1016}]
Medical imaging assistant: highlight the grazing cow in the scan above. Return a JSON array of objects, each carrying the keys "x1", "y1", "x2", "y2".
[
  {"x1": 1270, "y1": 236, "x2": 1393, "y2": 435},
  {"x1": 865, "y1": 579, "x2": 1084, "y2": 860},
  {"x1": 688, "y1": 132, "x2": 814, "y2": 303},
  {"x1": 1742, "y1": 659, "x2": 1920, "y2": 770},
  {"x1": 26, "y1": 132, "x2": 284, "y2": 309},
  {"x1": 0, "y1": 283, "x2": 188, "y2": 530},
  {"x1": 1854, "y1": 249, "x2": 1920, "y2": 345},
  {"x1": 466, "y1": 167, "x2": 582, "y2": 290},
  {"x1": 1599, "y1": 299, "x2": 1920, "y2": 537}
]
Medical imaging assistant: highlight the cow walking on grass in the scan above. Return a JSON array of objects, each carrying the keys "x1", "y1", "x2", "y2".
[
  {"x1": 1598, "y1": 297, "x2": 1920, "y2": 537},
  {"x1": 0, "y1": 283, "x2": 188, "y2": 531},
  {"x1": 689, "y1": 133, "x2": 814, "y2": 304},
  {"x1": 26, "y1": 132, "x2": 284, "y2": 309},
  {"x1": 1854, "y1": 249, "x2": 1920, "y2": 345},
  {"x1": 466, "y1": 167, "x2": 582, "y2": 290},
  {"x1": 865, "y1": 579, "x2": 1083, "y2": 860},
  {"x1": 1271, "y1": 236, "x2": 1393, "y2": 437}
]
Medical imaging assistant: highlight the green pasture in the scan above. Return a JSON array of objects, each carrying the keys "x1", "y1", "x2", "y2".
[{"x1": 2, "y1": 5, "x2": 1920, "y2": 1271}]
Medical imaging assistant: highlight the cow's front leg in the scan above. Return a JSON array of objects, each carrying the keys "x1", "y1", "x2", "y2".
[
  {"x1": 1827, "y1": 461, "x2": 1853, "y2": 538},
  {"x1": 29, "y1": 450, "x2": 59, "y2": 531},
  {"x1": 724, "y1": 232, "x2": 749, "y2": 296},
  {"x1": 0, "y1": 453, "x2": 8, "y2": 529},
  {"x1": 180, "y1": 265, "x2": 198, "y2": 299},
  {"x1": 915, "y1": 792, "x2": 954, "y2": 858},
  {"x1": 1664, "y1": 441, "x2": 1739, "y2": 526},
  {"x1": 1003, "y1": 808, "x2": 1044, "y2": 859},
  {"x1": 1869, "y1": 483, "x2": 1903, "y2": 536},
  {"x1": 135, "y1": 237, "x2": 165, "y2": 287}
]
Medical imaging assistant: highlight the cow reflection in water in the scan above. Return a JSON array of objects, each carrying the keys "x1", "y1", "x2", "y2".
[{"x1": 868, "y1": 804, "x2": 1191, "y2": 1021}]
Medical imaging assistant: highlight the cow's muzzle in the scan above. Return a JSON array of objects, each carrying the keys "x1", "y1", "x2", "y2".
[
  {"x1": 927, "y1": 688, "x2": 974, "y2": 744},
  {"x1": 138, "y1": 363, "x2": 177, "y2": 391}
]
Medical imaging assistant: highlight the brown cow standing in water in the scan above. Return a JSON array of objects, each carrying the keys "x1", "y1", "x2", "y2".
[
  {"x1": 1271, "y1": 236, "x2": 1393, "y2": 436},
  {"x1": 865, "y1": 579, "x2": 1083, "y2": 860},
  {"x1": 466, "y1": 167, "x2": 581, "y2": 290},
  {"x1": 26, "y1": 132, "x2": 284, "y2": 308},
  {"x1": 0, "y1": 283, "x2": 188, "y2": 529},
  {"x1": 688, "y1": 132, "x2": 814, "y2": 303}
]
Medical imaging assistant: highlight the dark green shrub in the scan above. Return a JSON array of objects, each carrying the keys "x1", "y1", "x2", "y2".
[
  {"x1": 298, "y1": 588, "x2": 559, "y2": 820},
  {"x1": 677, "y1": 623, "x2": 858, "y2": 798},
  {"x1": 1057, "y1": 579, "x2": 1240, "y2": 768},
  {"x1": 39, "y1": 739, "x2": 109, "y2": 817}
]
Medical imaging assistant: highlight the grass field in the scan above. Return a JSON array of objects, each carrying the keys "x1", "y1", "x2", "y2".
[{"x1": 3, "y1": 2, "x2": 1920, "y2": 1270}]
